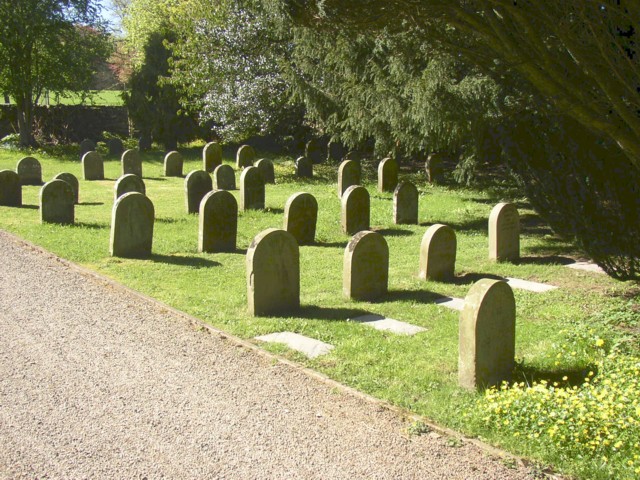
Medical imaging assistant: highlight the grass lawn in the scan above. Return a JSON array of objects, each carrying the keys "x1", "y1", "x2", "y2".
[
  {"x1": 3, "y1": 90, "x2": 124, "y2": 107},
  {"x1": 0, "y1": 143, "x2": 638, "y2": 479}
]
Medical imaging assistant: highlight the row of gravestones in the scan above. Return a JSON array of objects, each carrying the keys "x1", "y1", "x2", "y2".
[{"x1": 79, "y1": 138, "x2": 124, "y2": 159}]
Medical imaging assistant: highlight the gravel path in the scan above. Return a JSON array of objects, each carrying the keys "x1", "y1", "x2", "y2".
[{"x1": 0, "y1": 231, "x2": 535, "y2": 479}]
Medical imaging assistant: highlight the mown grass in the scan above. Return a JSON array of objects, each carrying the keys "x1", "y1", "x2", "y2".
[
  {"x1": 4, "y1": 90, "x2": 124, "y2": 107},
  {"x1": 0, "y1": 143, "x2": 638, "y2": 479}
]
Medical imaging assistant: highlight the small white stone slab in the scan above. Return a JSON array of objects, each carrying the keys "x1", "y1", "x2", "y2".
[
  {"x1": 566, "y1": 261, "x2": 605, "y2": 274},
  {"x1": 433, "y1": 296, "x2": 465, "y2": 311},
  {"x1": 505, "y1": 277, "x2": 558, "y2": 292},
  {"x1": 255, "y1": 332, "x2": 334, "y2": 359},
  {"x1": 352, "y1": 314, "x2": 426, "y2": 335}
]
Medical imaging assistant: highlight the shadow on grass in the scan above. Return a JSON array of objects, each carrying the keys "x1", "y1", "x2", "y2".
[
  {"x1": 74, "y1": 222, "x2": 108, "y2": 230},
  {"x1": 520, "y1": 213, "x2": 554, "y2": 236},
  {"x1": 384, "y1": 289, "x2": 449, "y2": 304},
  {"x1": 311, "y1": 240, "x2": 349, "y2": 248},
  {"x1": 79, "y1": 202, "x2": 104, "y2": 206},
  {"x1": 468, "y1": 197, "x2": 532, "y2": 210},
  {"x1": 373, "y1": 227, "x2": 414, "y2": 237},
  {"x1": 516, "y1": 255, "x2": 575, "y2": 266},
  {"x1": 18, "y1": 204, "x2": 38, "y2": 210},
  {"x1": 424, "y1": 217, "x2": 488, "y2": 234},
  {"x1": 156, "y1": 217, "x2": 182, "y2": 224},
  {"x1": 148, "y1": 254, "x2": 221, "y2": 268},
  {"x1": 143, "y1": 177, "x2": 167, "y2": 181},
  {"x1": 263, "y1": 207, "x2": 284, "y2": 215},
  {"x1": 512, "y1": 362, "x2": 596, "y2": 388},
  {"x1": 295, "y1": 304, "x2": 373, "y2": 321},
  {"x1": 453, "y1": 272, "x2": 505, "y2": 285}
]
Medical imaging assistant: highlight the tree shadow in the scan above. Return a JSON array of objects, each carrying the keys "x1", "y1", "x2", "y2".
[
  {"x1": 295, "y1": 304, "x2": 373, "y2": 321},
  {"x1": 148, "y1": 254, "x2": 221, "y2": 268},
  {"x1": 73, "y1": 222, "x2": 108, "y2": 230},
  {"x1": 520, "y1": 213, "x2": 554, "y2": 236},
  {"x1": 516, "y1": 255, "x2": 575, "y2": 266},
  {"x1": 512, "y1": 362, "x2": 596, "y2": 388},
  {"x1": 372, "y1": 227, "x2": 414, "y2": 237},
  {"x1": 468, "y1": 197, "x2": 532, "y2": 210},
  {"x1": 156, "y1": 217, "x2": 181, "y2": 224},
  {"x1": 424, "y1": 218, "x2": 488, "y2": 234}
]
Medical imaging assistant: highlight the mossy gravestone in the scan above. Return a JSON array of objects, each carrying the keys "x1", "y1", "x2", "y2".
[
  {"x1": 185, "y1": 170, "x2": 213, "y2": 214},
  {"x1": 284, "y1": 192, "x2": 318, "y2": 245},
  {"x1": 0, "y1": 170, "x2": 21, "y2": 206},
  {"x1": 40, "y1": 179, "x2": 74, "y2": 225},
  {"x1": 240, "y1": 166, "x2": 265, "y2": 211},
  {"x1": 199, "y1": 190, "x2": 237, "y2": 253},
  {"x1": 203, "y1": 141, "x2": 222, "y2": 172},
  {"x1": 419, "y1": 224, "x2": 456, "y2": 281},
  {"x1": 295, "y1": 156, "x2": 313, "y2": 178},
  {"x1": 341, "y1": 185, "x2": 370, "y2": 235},
  {"x1": 377, "y1": 157, "x2": 398, "y2": 193},
  {"x1": 489, "y1": 202, "x2": 520, "y2": 262},
  {"x1": 305, "y1": 138, "x2": 324, "y2": 164},
  {"x1": 393, "y1": 181, "x2": 418, "y2": 224},
  {"x1": 53, "y1": 172, "x2": 79, "y2": 204},
  {"x1": 107, "y1": 138, "x2": 124, "y2": 157},
  {"x1": 114, "y1": 174, "x2": 146, "y2": 200},
  {"x1": 255, "y1": 158, "x2": 275, "y2": 184},
  {"x1": 459, "y1": 279, "x2": 516, "y2": 390},
  {"x1": 79, "y1": 138, "x2": 96, "y2": 158},
  {"x1": 164, "y1": 151, "x2": 183, "y2": 177},
  {"x1": 121, "y1": 149, "x2": 143, "y2": 178},
  {"x1": 337, "y1": 159, "x2": 361, "y2": 198},
  {"x1": 236, "y1": 144, "x2": 256, "y2": 169},
  {"x1": 213, "y1": 164, "x2": 236, "y2": 190},
  {"x1": 246, "y1": 228, "x2": 300, "y2": 316},
  {"x1": 426, "y1": 153, "x2": 446, "y2": 184},
  {"x1": 82, "y1": 151, "x2": 104, "y2": 180},
  {"x1": 16, "y1": 157, "x2": 42, "y2": 185},
  {"x1": 110, "y1": 192, "x2": 154, "y2": 258},
  {"x1": 343, "y1": 230, "x2": 389, "y2": 301},
  {"x1": 327, "y1": 140, "x2": 346, "y2": 163}
]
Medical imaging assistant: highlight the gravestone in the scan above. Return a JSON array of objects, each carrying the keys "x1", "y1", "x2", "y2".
[
  {"x1": 489, "y1": 202, "x2": 520, "y2": 262},
  {"x1": 213, "y1": 164, "x2": 236, "y2": 190},
  {"x1": 203, "y1": 141, "x2": 222, "y2": 172},
  {"x1": 377, "y1": 157, "x2": 399, "y2": 192},
  {"x1": 0, "y1": 170, "x2": 21, "y2": 206},
  {"x1": 236, "y1": 144, "x2": 256, "y2": 169},
  {"x1": 184, "y1": 170, "x2": 213, "y2": 214},
  {"x1": 255, "y1": 158, "x2": 275, "y2": 184},
  {"x1": 327, "y1": 140, "x2": 346, "y2": 163},
  {"x1": 246, "y1": 228, "x2": 300, "y2": 316},
  {"x1": 239, "y1": 166, "x2": 265, "y2": 211},
  {"x1": 284, "y1": 192, "x2": 318, "y2": 245},
  {"x1": 82, "y1": 151, "x2": 104, "y2": 180},
  {"x1": 459, "y1": 279, "x2": 516, "y2": 390},
  {"x1": 107, "y1": 138, "x2": 124, "y2": 157},
  {"x1": 305, "y1": 138, "x2": 323, "y2": 164},
  {"x1": 110, "y1": 192, "x2": 154, "y2": 258},
  {"x1": 164, "y1": 150, "x2": 183, "y2": 177},
  {"x1": 199, "y1": 190, "x2": 237, "y2": 253},
  {"x1": 337, "y1": 160, "x2": 361, "y2": 198},
  {"x1": 393, "y1": 181, "x2": 418, "y2": 224},
  {"x1": 295, "y1": 156, "x2": 313, "y2": 178},
  {"x1": 79, "y1": 138, "x2": 96, "y2": 158},
  {"x1": 40, "y1": 179, "x2": 74, "y2": 224},
  {"x1": 419, "y1": 224, "x2": 457, "y2": 281},
  {"x1": 343, "y1": 230, "x2": 388, "y2": 301},
  {"x1": 16, "y1": 157, "x2": 42, "y2": 185},
  {"x1": 138, "y1": 134, "x2": 152, "y2": 151},
  {"x1": 53, "y1": 172, "x2": 79, "y2": 204},
  {"x1": 121, "y1": 149, "x2": 143, "y2": 177},
  {"x1": 341, "y1": 185, "x2": 370, "y2": 235},
  {"x1": 426, "y1": 153, "x2": 446, "y2": 184},
  {"x1": 114, "y1": 174, "x2": 146, "y2": 200}
]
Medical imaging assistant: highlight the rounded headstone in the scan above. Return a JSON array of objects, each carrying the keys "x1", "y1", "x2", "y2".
[
  {"x1": 419, "y1": 224, "x2": 457, "y2": 281},
  {"x1": 110, "y1": 192, "x2": 154, "y2": 258},
  {"x1": 489, "y1": 202, "x2": 520, "y2": 262},
  {"x1": 121, "y1": 149, "x2": 143, "y2": 178},
  {"x1": 107, "y1": 138, "x2": 124, "y2": 157},
  {"x1": 377, "y1": 157, "x2": 398, "y2": 193},
  {"x1": 284, "y1": 192, "x2": 318, "y2": 245},
  {"x1": 213, "y1": 164, "x2": 236, "y2": 190},
  {"x1": 425, "y1": 153, "x2": 446, "y2": 184},
  {"x1": 114, "y1": 174, "x2": 146, "y2": 200},
  {"x1": 39, "y1": 179, "x2": 74, "y2": 224},
  {"x1": 16, "y1": 156, "x2": 42, "y2": 185},
  {"x1": 203, "y1": 141, "x2": 223, "y2": 172},
  {"x1": 341, "y1": 185, "x2": 370, "y2": 235},
  {"x1": 53, "y1": 172, "x2": 79, "y2": 204},
  {"x1": 0, "y1": 170, "x2": 22, "y2": 206},
  {"x1": 79, "y1": 138, "x2": 96, "y2": 158},
  {"x1": 164, "y1": 151, "x2": 183, "y2": 177},
  {"x1": 337, "y1": 160, "x2": 361, "y2": 198},
  {"x1": 327, "y1": 140, "x2": 346, "y2": 163},
  {"x1": 305, "y1": 138, "x2": 324, "y2": 164},
  {"x1": 236, "y1": 144, "x2": 256, "y2": 169},
  {"x1": 184, "y1": 170, "x2": 213, "y2": 214},
  {"x1": 343, "y1": 230, "x2": 389, "y2": 301},
  {"x1": 82, "y1": 151, "x2": 104, "y2": 181},
  {"x1": 295, "y1": 156, "x2": 313, "y2": 178},
  {"x1": 393, "y1": 181, "x2": 418, "y2": 225},
  {"x1": 239, "y1": 166, "x2": 265, "y2": 211},
  {"x1": 199, "y1": 190, "x2": 238, "y2": 253},
  {"x1": 255, "y1": 158, "x2": 275, "y2": 184}
]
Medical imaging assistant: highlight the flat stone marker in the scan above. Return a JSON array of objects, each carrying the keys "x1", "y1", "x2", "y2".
[
  {"x1": 459, "y1": 279, "x2": 516, "y2": 390},
  {"x1": 199, "y1": 190, "x2": 237, "y2": 253},
  {"x1": 236, "y1": 144, "x2": 256, "y2": 169},
  {"x1": 344, "y1": 230, "x2": 388, "y2": 301},
  {"x1": 305, "y1": 138, "x2": 324, "y2": 164},
  {"x1": 434, "y1": 296, "x2": 465, "y2": 311},
  {"x1": 239, "y1": 166, "x2": 265, "y2": 211},
  {"x1": 107, "y1": 138, "x2": 124, "y2": 157},
  {"x1": 121, "y1": 149, "x2": 143, "y2": 177},
  {"x1": 213, "y1": 164, "x2": 236, "y2": 190},
  {"x1": 284, "y1": 192, "x2": 318, "y2": 245},
  {"x1": 53, "y1": 172, "x2": 79, "y2": 204},
  {"x1": 341, "y1": 185, "x2": 370, "y2": 235},
  {"x1": 40, "y1": 179, "x2": 74, "y2": 225},
  {"x1": 419, "y1": 224, "x2": 457, "y2": 281},
  {"x1": 377, "y1": 157, "x2": 398, "y2": 193},
  {"x1": 255, "y1": 158, "x2": 275, "y2": 184},
  {"x1": 0, "y1": 170, "x2": 22, "y2": 206},
  {"x1": 164, "y1": 151, "x2": 183, "y2": 177},
  {"x1": 184, "y1": 170, "x2": 213, "y2": 214},
  {"x1": 566, "y1": 261, "x2": 605, "y2": 274},
  {"x1": 255, "y1": 332, "x2": 334, "y2": 359},
  {"x1": 505, "y1": 277, "x2": 557, "y2": 293},
  {"x1": 203, "y1": 141, "x2": 222, "y2": 172},
  {"x1": 16, "y1": 156, "x2": 42, "y2": 185},
  {"x1": 114, "y1": 174, "x2": 146, "y2": 200},
  {"x1": 110, "y1": 192, "x2": 154, "y2": 258},
  {"x1": 82, "y1": 151, "x2": 104, "y2": 181},
  {"x1": 489, "y1": 202, "x2": 520, "y2": 262},
  {"x1": 393, "y1": 181, "x2": 418, "y2": 225},
  {"x1": 337, "y1": 160, "x2": 361, "y2": 198},
  {"x1": 79, "y1": 138, "x2": 96, "y2": 158},
  {"x1": 352, "y1": 314, "x2": 426, "y2": 335},
  {"x1": 246, "y1": 228, "x2": 300, "y2": 316},
  {"x1": 295, "y1": 156, "x2": 313, "y2": 178}
]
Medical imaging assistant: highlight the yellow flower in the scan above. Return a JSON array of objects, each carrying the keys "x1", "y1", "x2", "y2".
[{"x1": 595, "y1": 338, "x2": 605, "y2": 347}]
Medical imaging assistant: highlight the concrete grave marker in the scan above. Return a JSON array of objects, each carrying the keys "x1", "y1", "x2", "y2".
[
  {"x1": 377, "y1": 157, "x2": 398, "y2": 192},
  {"x1": 53, "y1": 172, "x2": 79, "y2": 204},
  {"x1": 40, "y1": 179, "x2": 74, "y2": 224},
  {"x1": 426, "y1": 153, "x2": 446, "y2": 184},
  {"x1": 79, "y1": 139, "x2": 96, "y2": 158},
  {"x1": 327, "y1": 140, "x2": 346, "y2": 163},
  {"x1": 305, "y1": 138, "x2": 324, "y2": 164},
  {"x1": 121, "y1": 149, "x2": 143, "y2": 177},
  {"x1": 352, "y1": 314, "x2": 426, "y2": 336},
  {"x1": 255, "y1": 158, "x2": 275, "y2": 184},
  {"x1": 0, "y1": 170, "x2": 21, "y2": 206},
  {"x1": 16, "y1": 157, "x2": 42, "y2": 185},
  {"x1": 341, "y1": 185, "x2": 370, "y2": 235},
  {"x1": 489, "y1": 202, "x2": 520, "y2": 262},
  {"x1": 110, "y1": 192, "x2": 154, "y2": 258},
  {"x1": 236, "y1": 144, "x2": 256, "y2": 169},
  {"x1": 255, "y1": 332, "x2": 333, "y2": 359},
  {"x1": 184, "y1": 170, "x2": 213, "y2": 214},
  {"x1": 199, "y1": 190, "x2": 238, "y2": 253},
  {"x1": 107, "y1": 138, "x2": 124, "y2": 157},
  {"x1": 295, "y1": 156, "x2": 313, "y2": 178},
  {"x1": 419, "y1": 224, "x2": 457, "y2": 281},
  {"x1": 239, "y1": 166, "x2": 265, "y2": 211},
  {"x1": 344, "y1": 230, "x2": 389, "y2": 301},
  {"x1": 284, "y1": 192, "x2": 318, "y2": 245},
  {"x1": 114, "y1": 174, "x2": 146, "y2": 200},
  {"x1": 213, "y1": 164, "x2": 236, "y2": 190},
  {"x1": 459, "y1": 279, "x2": 516, "y2": 390},
  {"x1": 337, "y1": 160, "x2": 361, "y2": 198},
  {"x1": 246, "y1": 228, "x2": 300, "y2": 316},
  {"x1": 203, "y1": 141, "x2": 222, "y2": 172},
  {"x1": 164, "y1": 151, "x2": 183, "y2": 177},
  {"x1": 393, "y1": 181, "x2": 419, "y2": 224},
  {"x1": 82, "y1": 151, "x2": 104, "y2": 181}
]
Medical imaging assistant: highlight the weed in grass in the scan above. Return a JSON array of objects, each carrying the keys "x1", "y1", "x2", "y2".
[{"x1": 405, "y1": 420, "x2": 431, "y2": 436}]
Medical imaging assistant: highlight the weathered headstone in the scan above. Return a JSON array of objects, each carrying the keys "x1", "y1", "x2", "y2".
[
  {"x1": 239, "y1": 166, "x2": 265, "y2": 211},
  {"x1": 184, "y1": 170, "x2": 213, "y2": 214},
  {"x1": 138, "y1": 134, "x2": 152, "y2": 151},
  {"x1": 40, "y1": 179, "x2": 74, "y2": 224},
  {"x1": 110, "y1": 192, "x2": 154, "y2": 258},
  {"x1": 327, "y1": 140, "x2": 346, "y2": 163},
  {"x1": 107, "y1": 138, "x2": 124, "y2": 157},
  {"x1": 419, "y1": 224, "x2": 457, "y2": 281},
  {"x1": 295, "y1": 156, "x2": 313, "y2": 178},
  {"x1": 341, "y1": 185, "x2": 370, "y2": 235},
  {"x1": 114, "y1": 174, "x2": 146, "y2": 200},
  {"x1": 489, "y1": 202, "x2": 520, "y2": 262},
  {"x1": 426, "y1": 153, "x2": 446, "y2": 184},
  {"x1": 246, "y1": 228, "x2": 300, "y2": 316},
  {"x1": 79, "y1": 138, "x2": 96, "y2": 158},
  {"x1": 236, "y1": 144, "x2": 256, "y2": 169},
  {"x1": 393, "y1": 181, "x2": 418, "y2": 224},
  {"x1": 0, "y1": 170, "x2": 21, "y2": 206},
  {"x1": 284, "y1": 192, "x2": 318, "y2": 245},
  {"x1": 337, "y1": 160, "x2": 361, "y2": 198},
  {"x1": 121, "y1": 149, "x2": 143, "y2": 177},
  {"x1": 377, "y1": 157, "x2": 399, "y2": 192},
  {"x1": 213, "y1": 164, "x2": 236, "y2": 190},
  {"x1": 199, "y1": 190, "x2": 238, "y2": 253},
  {"x1": 255, "y1": 158, "x2": 275, "y2": 184},
  {"x1": 82, "y1": 151, "x2": 105, "y2": 180},
  {"x1": 305, "y1": 138, "x2": 324, "y2": 164},
  {"x1": 459, "y1": 279, "x2": 516, "y2": 390},
  {"x1": 16, "y1": 157, "x2": 42, "y2": 185},
  {"x1": 203, "y1": 141, "x2": 222, "y2": 172},
  {"x1": 53, "y1": 172, "x2": 79, "y2": 204},
  {"x1": 164, "y1": 150, "x2": 183, "y2": 177},
  {"x1": 343, "y1": 230, "x2": 388, "y2": 301}
]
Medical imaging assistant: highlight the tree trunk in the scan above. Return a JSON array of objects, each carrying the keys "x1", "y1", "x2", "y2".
[{"x1": 15, "y1": 97, "x2": 36, "y2": 147}]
